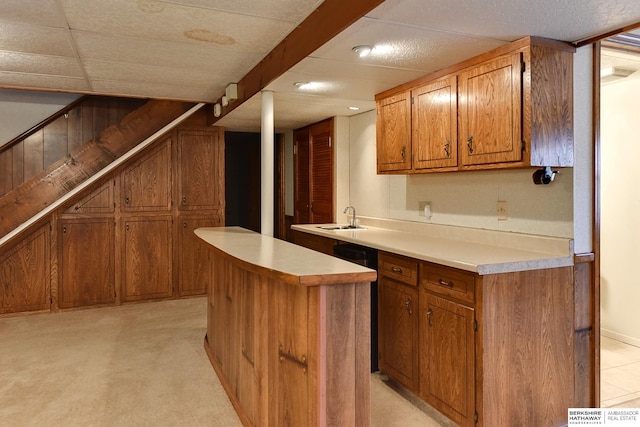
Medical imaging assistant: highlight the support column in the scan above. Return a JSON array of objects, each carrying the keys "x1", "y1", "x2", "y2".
[{"x1": 261, "y1": 90, "x2": 274, "y2": 236}]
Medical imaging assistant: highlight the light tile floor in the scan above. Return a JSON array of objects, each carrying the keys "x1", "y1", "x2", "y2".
[{"x1": 601, "y1": 335, "x2": 640, "y2": 407}]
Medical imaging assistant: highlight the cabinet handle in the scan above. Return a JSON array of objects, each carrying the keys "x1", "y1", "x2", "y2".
[
  {"x1": 391, "y1": 266, "x2": 403, "y2": 274},
  {"x1": 125, "y1": 197, "x2": 130, "y2": 204},
  {"x1": 405, "y1": 297, "x2": 413, "y2": 315},
  {"x1": 427, "y1": 308, "x2": 433, "y2": 326},
  {"x1": 444, "y1": 140, "x2": 451, "y2": 158},
  {"x1": 467, "y1": 136, "x2": 474, "y2": 154},
  {"x1": 62, "y1": 226, "x2": 66, "y2": 234},
  {"x1": 183, "y1": 222, "x2": 187, "y2": 228},
  {"x1": 182, "y1": 196, "x2": 187, "y2": 205},
  {"x1": 401, "y1": 146, "x2": 407, "y2": 162},
  {"x1": 126, "y1": 224, "x2": 129, "y2": 232},
  {"x1": 438, "y1": 278, "x2": 454, "y2": 288}
]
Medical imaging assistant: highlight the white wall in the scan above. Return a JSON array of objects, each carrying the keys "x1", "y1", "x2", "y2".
[
  {"x1": 0, "y1": 89, "x2": 81, "y2": 145},
  {"x1": 573, "y1": 46, "x2": 594, "y2": 255},
  {"x1": 344, "y1": 109, "x2": 574, "y2": 237},
  {"x1": 600, "y1": 69, "x2": 640, "y2": 346},
  {"x1": 284, "y1": 130, "x2": 294, "y2": 216}
]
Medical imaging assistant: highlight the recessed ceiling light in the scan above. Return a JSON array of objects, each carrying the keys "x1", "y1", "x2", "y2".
[
  {"x1": 352, "y1": 45, "x2": 373, "y2": 58},
  {"x1": 348, "y1": 106, "x2": 360, "y2": 111},
  {"x1": 293, "y1": 81, "x2": 326, "y2": 91}
]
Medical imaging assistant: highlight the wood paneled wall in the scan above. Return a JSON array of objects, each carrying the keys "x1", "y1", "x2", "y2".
[{"x1": 0, "y1": 97, "x2": 146, "y2": 197}]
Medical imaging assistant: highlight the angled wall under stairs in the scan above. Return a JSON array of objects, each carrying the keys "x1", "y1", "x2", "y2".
[{"x1": 0, "y1": 102, "x2": 225, "y2": 316}]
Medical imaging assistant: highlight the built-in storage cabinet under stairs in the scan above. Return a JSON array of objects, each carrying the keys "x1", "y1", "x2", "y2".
[
  {"x1": 0, "y1": 121, "x2": 224, "y2": 315},
  {"x1": 0, "y1": 224, "x2": 50, "y2": 315}
]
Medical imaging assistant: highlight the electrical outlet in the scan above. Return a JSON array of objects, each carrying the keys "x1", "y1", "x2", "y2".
[{"x1": 497, "y1": 201, "x2": 508, "y2": 220}]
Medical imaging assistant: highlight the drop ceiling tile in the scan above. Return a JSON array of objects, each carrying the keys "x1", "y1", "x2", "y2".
[
  {"x1": 366, "y1": 0, "x2": 640, "y2": 43},
  {"x1": 61, "y1": 0, "x2": 294, "y2": 54},
  {"x1": 312, "y1": 18, "x2": 506, "y2": 71},
  {"x1": 82, "y1": 60, "x2": 228, "y2": 89},
  {"x1": 0, "y1": 52, "x2": 83, "y2": 77},
  {"x1": 0, "y1": 22, "x2": 75, "y2": 57},
  {"x1": 266, "y1": 69, "x2": 399, "y2": 101},
  {"x1": 280, "y1": 57, "x2": 427, "y2": 95},
  {"x1": 90, "y1": 79, "x2": 218, "y2": 101},
  {"x1": 72, "y1": 31, "x2": 262, "y2": 76},
  {"x1": 0, "y1": 0, "x2": 68, "y2": 28},
  {"x1": 163, "y1": 0, "x2": 323, "y2": 23},
  {"x1": 0, "y1": 71, "x2": 90, "y2": 92}
]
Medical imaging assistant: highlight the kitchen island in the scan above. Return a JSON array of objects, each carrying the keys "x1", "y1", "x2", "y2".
[{"x1": 194, "y1": 227, "x2": 377, "y2": 426}]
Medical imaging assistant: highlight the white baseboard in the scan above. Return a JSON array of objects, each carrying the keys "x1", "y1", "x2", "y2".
[{"x1": 601, "y1": 328, "x2": 640, "y2": 348}]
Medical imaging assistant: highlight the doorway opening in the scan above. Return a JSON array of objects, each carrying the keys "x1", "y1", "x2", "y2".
[{"x1": 599, "y1": 31, "x2": 640, "y2": 408}]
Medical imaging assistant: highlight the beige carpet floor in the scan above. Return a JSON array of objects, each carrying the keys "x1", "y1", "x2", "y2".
[{"x1": 0, "y1": 297, "x2": 450, "y2": 427}]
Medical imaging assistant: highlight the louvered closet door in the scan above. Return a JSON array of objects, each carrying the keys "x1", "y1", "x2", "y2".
[
  {"x1": 293, "y1": 127, "x2": 310, "y2": 224},
  {"x1": 309, "y1": 119, "x2": 334, "y2": 224}
]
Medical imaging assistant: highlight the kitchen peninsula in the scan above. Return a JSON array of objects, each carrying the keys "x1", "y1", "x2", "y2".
[
  {"x1": 194, "y1": 227, "x2": 377, "y2": 426},
  {"x1": 292, "y1": 218, "x2": 581, "y2": 427}
]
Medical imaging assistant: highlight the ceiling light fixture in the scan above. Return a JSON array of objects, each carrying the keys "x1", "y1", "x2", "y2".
[
  {"x1": 352, "y1": 45, "x2": 373, "y2": 58},
  {"x1": 293, "y1": 81, "x2": 325, "y2": 91},
  {"x1": 348, "y1": 106, "x2": 360, "y2": 111}
]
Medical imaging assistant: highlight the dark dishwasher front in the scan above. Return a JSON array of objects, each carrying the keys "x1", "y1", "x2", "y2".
[{"x1": 333, "y1": 243, "x2": 379, "y2": 372}]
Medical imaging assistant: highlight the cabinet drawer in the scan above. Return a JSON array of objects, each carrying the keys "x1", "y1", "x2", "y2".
[
  {"x1": 379, "y1": 252, "x2": 418, "y2": 286},
  {"x1": 420, "y1": 263, "x2": 475, "y2": 304}
]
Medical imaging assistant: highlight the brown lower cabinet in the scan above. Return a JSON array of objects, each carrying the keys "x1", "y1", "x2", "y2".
[
  {"x1": 378, "y1": 251, "x2": 576, "y2": 427},
  {"x1": 378, "y1": 253, "x2": 420, "y2": 392},
  {"x1": 122, "y1": 216, "x2": 173, "y2": 302},
  {"x1": 419, "y1": 290, "x2": 475, "y2": 426},
  {"x1": 58, "y1": 218, "x2": 115, "y2": 308},
  {"x1": 177, "y1": 214, "x2": 223, "y2": 296},
  {"x1": 0, "y1": 224, "x2": 50, "y2": 315}
]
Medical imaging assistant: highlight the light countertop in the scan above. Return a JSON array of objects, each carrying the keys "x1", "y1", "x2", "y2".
[
  {"x1": 291, "y1": 218, "x2": 574, "y2": 275},
  {"x1": 195, "y1": 226, "x2": 377, "y2": 286}
]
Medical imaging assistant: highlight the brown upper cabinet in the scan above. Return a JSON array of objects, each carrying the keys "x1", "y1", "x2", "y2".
[{"x1": 375, "y1": 36, "x2": 575, "y2": 174}]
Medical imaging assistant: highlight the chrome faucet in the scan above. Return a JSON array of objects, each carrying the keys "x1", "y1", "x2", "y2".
[{"x1": 343, "y1": 205, "x2": 356, "y2": 227}]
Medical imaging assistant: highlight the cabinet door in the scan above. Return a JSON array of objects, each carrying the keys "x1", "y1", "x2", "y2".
[
  {"x1": 376, "y1": 91, "x2": 412, "y2": 172},
  {"x1": 420, "y1": 291, "x2": 475, "y2": 426},
  {"x1": 122, "y1": 216, "x2": 172, "y2": 301},
  {"x1": 459, "y1": 52, "x2": 523, "y2": 166},
  {"x1": 379, "y1": 277, "x2": 419, "y2": 391},
  {"x1": 122, "y1": 138, "x2": 171, "y2": 212},
  {"x1": 0, "y1": 225, "x2": 50, "y2": 314},
  {"x1": 177, "y1": 129, "x2": 223, "y2": 211},
  {"x1": 178, "y1": 215, "x2": 223, "y2": 296},
  {"x1": 59, "y1": 218, "x2": 115, "y2": 308},
  {"x1": 412, "y1": 76, "x2": 458, "y2": 170}
]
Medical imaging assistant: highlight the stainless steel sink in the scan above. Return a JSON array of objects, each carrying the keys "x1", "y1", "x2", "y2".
[{"x1": 317, "y1": 224, "x2": 367, "y2": 230}]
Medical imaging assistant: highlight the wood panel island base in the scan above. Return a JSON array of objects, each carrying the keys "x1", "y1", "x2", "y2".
[{"x1": 195, "y1": 227, "x2": 377, "y2": 426}]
